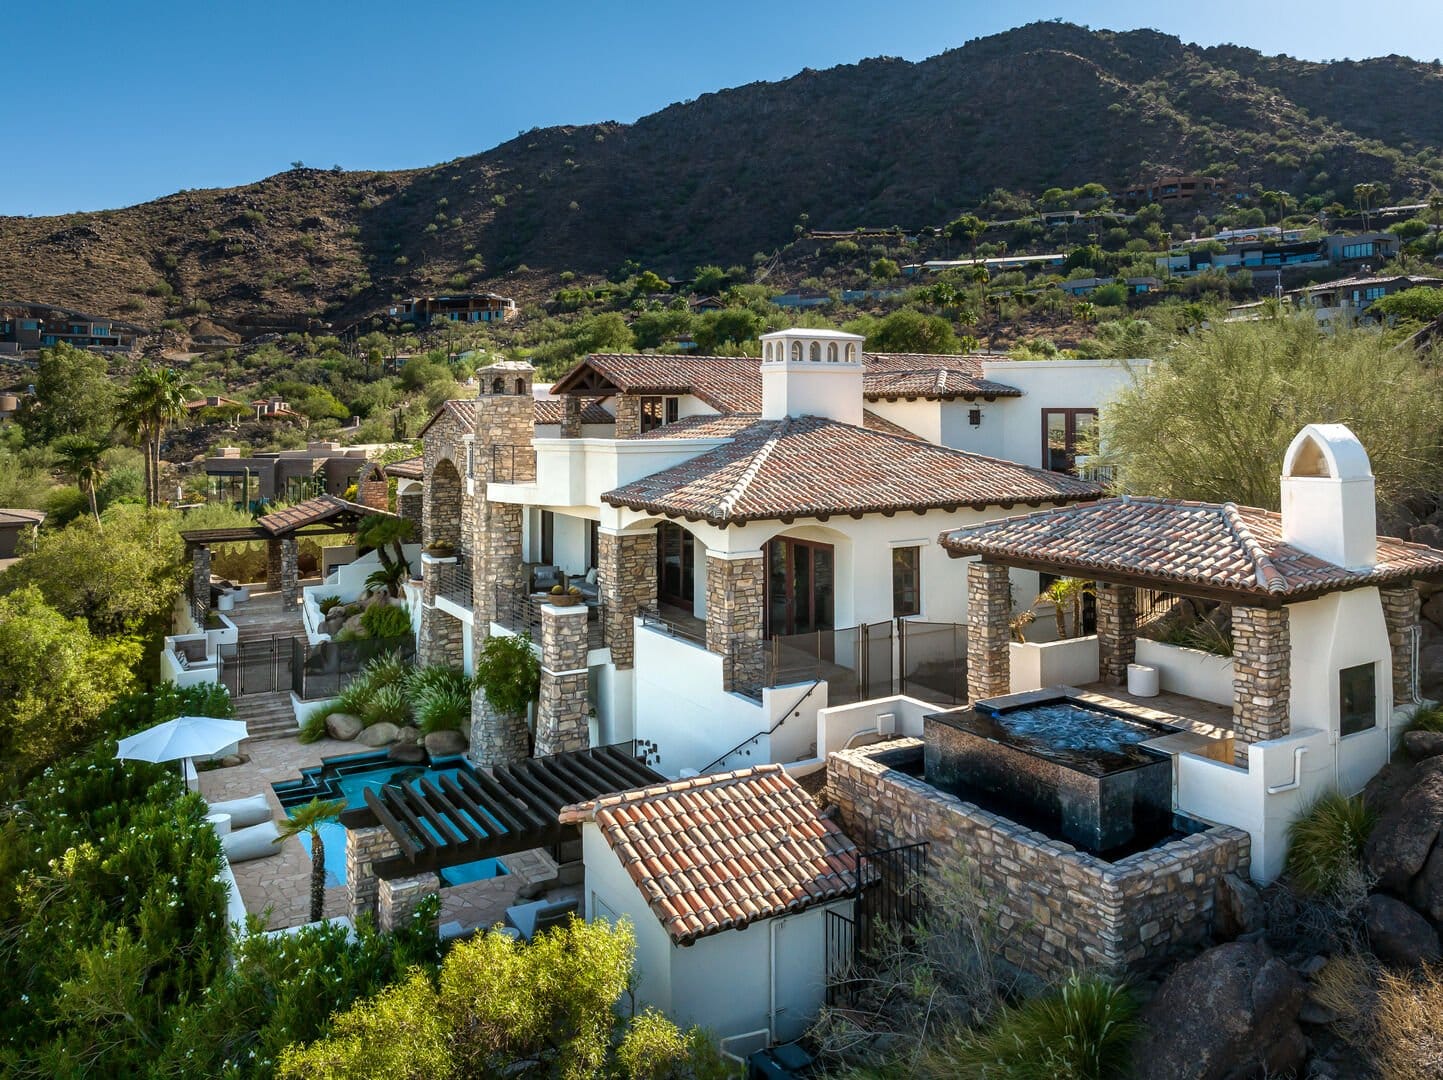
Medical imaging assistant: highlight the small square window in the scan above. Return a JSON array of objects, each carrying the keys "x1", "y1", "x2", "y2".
[
  {"x1": 892, "y1": 546, "x2": 920, "y2": 618},
  {"x1": 1339, "y1": 663, "x2": 1376, "y2": 737}
]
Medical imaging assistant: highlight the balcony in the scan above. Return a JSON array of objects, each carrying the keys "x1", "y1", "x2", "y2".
[
  {"x1": 494, "y1": 585, "x2": 607, "y2": 651},
  {"x1": 435, "y1": 555, "x2": 472, "y2": 611}
]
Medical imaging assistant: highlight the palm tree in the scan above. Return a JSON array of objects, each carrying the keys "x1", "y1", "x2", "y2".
[
  {"x1": 1073, "y1": 300, "x2": 1098, "y2": 325},
  {"x1": 356, "y1": 514, "x2": 415, "y2": 576},
  {"x1": 53, "y1": 435, "x2": 108, "y2": 525},
  {"x1": 274, "y1": 797, "x2": 345, "y2": 924},
  {"x1": 1429, "y1": 191, "x2": 1443, "y2": 257},
  {"x1": 1035, "y1": 578, "x2": 1093, "y2": 639},
  {"x1": 123, "y1": 364, "x2": 199, "y2": 507}
]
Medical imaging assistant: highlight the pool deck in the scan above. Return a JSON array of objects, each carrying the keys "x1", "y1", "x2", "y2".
[
  {"x1": 1074, "y1": 682, "x2": 1235, "y2": 763},
  {"x1": 199, "y1": 734, "x2": 558, "y2": 932}
]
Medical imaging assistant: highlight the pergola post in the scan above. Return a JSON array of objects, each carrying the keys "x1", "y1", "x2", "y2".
[
  {"x1": 966, "y1": 561, "x2": 1012, "y2": 702},
  {"x1": 378, "y1": 872, "x2": 439, "y2": 934},
  {"x1": 265, "y1": 537, "x2": 283, "y2": 592},
  {"x1": 706, "y1": 550, "x2": 765, "y2": 692},
  {"x1": 1231, "y1": 605, "x2": 1291, "y2": 750},
  {"x1": 1380, "y1": 584, "x2": 1421, "y2": 705},
  {"x1": 191, "y1": 545, "x2": 211, "y2": 617},
  {"x1": 346, "y1": 823, "x2": 403, "y2": 923},
  {"x1": 535, "y1": 603, "x2": 591, "y2": 757},
  {"x1": 279, "y1": 536, "x2": 300, "y2": 607},
  {"x1": 598, "y1": 528, "x2": 658, "y2": 670},
  {"x1": 1096, "y1": 583, "x2": 1137, "y2": 685}
]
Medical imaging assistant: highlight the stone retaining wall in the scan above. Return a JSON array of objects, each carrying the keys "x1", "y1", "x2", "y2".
[{"x1": 827, "y1": 739, "x2": 1250, "y2": 977}]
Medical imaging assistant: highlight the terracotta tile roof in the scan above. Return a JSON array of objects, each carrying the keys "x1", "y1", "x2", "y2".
[
  {"x1": 383, "y1": 456, "x2": 425, "y2": 480},
  {"x1": 939, "y1": 495, "x2": 1443, "y2": 601},
  {"x1": 628, "y1": 409, "x2": 922, "y2": 442},
  {"x1": 559, "y1": 764, "x2": 858, "y2": 945},
  {"x1": 863, "y1": 352, "x2": 1022, "y2": 400},
  {"x1": 532, "y1": 397, "x2": 615, "y2": 425},
  {"x1": 256, "y1": 494, "x2": 390, "y2": 535},
  {"x1": 603, "y1": 416, "x2": 1102, "y2": 525}
]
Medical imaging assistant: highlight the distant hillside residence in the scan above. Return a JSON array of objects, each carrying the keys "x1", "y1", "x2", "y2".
[
  {"x1": 1061, "y1": 276, "x2": 1162, "y2": 297},
  {"x1": 0, "y1": 508, "x2": 44, "y2": 560},
  {"x1": 388, "y1": 293, "x2": 517, "y2": 326},
  {"x1": 1119, "y1": 174, "x2": 1229, "y2": 205},
  {"x1": 199, "y1": 441, "x2": 389, "y2": 508},
  {"x1": 413, "y1": 334, "x2": 1143, "y2": 777},
  {"x1": 250, "y1": 396, "x2": 305, "y2": 421},
  {"x1": 1157, "y1": 231, "x2": 1401, "y2": 278},
  {"x1": 0, "y1": 301, "x2": 143, "y2": 354},
  {"x1": 1288, "y1": 274, "x2": 1443, "y2": 330}
]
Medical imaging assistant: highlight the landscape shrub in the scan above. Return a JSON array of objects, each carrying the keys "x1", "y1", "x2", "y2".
[
  {"x1": 363, "y1": 682, "x2": 410, "y2": 727},
  {"x1": 473, "y1": 632, "x2": 541, "y2": 718},
  {"x1": 411, "y1": 668, "x2": 472, "y2": 734},
  {"x1": 1407, "y1": 702, "x2": 1443, "y2": 734},
  {"x1": 359, "y1": 601, "x2": 411, "y2": 639},
  {"x1": 1285, "y1": 791, "x2": 1376, "y2": 896},
  {"x1": 1372, "y1": 962, "x2": 1443, "y2": 1080}
]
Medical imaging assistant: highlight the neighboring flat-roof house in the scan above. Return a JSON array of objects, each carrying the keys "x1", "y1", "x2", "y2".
[
  {"x1": 0, "y1": 508, "x2": 44, "y2": 560},
  {"x1": 389, "y1": 293, "x2": 517, "y2": 326},
  {"x1": 412, "y1": 334, "x2": 1140, "y2": 777},
  {"x1": 1288, "y1": 274, "x2": 1443, "y2": 330},
  {"x1": 199, "y1": 442, "x2": 383, "y2": 507},
  {"x1": 560, "y1": 764, "x2": 858, "y2": 1048},
  {"x1": 0, "y1": 301, "x2": 143, "y2": 354}
]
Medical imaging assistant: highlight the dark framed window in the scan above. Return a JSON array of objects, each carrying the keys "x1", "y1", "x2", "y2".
[
  {"x1": 892, "y1": 546, "x2": 921, "y2": 618},
  {"x1": 587, "y1": 519, "x2": 600, "y2": 570},
  {"x1": 1041, "y1": 408, "x2": 1098, "y2": 474},
  {"x1": 640, "y1": 396, "x2": 679, "y2": 432},
  {"x1": 656, "y1": 522, "x2": 695, "y2": 610},
  {"x1": 765, "y1": 537, "x2": 835, "y2": 637},
  {"x1": 540, "y1": 510, "x2": 555, "y2": 566},
  {"x1": 1339, "y1": 663, "x2": 1377, "y2": 737}
]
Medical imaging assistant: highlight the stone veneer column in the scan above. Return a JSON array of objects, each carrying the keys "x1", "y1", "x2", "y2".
[
  {"x1": 966, "y1": 561, "x2": 1012, "y2": 702},
  {"x1": 346, "y1": 823, "x2": 402, "y2": 923},
  {"x1": 598, "y1": 529, "x2": 658, "y2": 669},
  {"x1": 560, "y1": 395, "x2": 582, "y2": 438},
  {"x1": 706, "y1": 551, "x2": 765, "y2": 692},
  {"x1": 475, "y1": 501, "x2": 524, "y2": 632},
  {"x1": 613, "y1": 395, "x2": 642, "y2": 438},
  {"x1": 1096, "y1": 583, "x2": 1137, "y2": 685},
  {"x1": 279, "y1": 536, "x2": 300, "y2": 607},
  {"x1": 378, "y1": 872, "x2": 440, "y2": 934},
  {"x1": 266, "y1": 537, "x2": 283, "y2": 592},
  {"x1": 1380, "y1": 584, "x2": 1421, "y2": 705},
  {"x1": 191, "y1": 545, "x2": 211, "y2": 612},
  {"x1": 1231, "y1": 605, "x2": 1291, "y2": 748},
  {"x1": 357, "y1": 473, "x2": 389, "y2": 511},
  {"x1": 396, "y1": 487, "x2": 423, "y2": 533},
  {"x1": 418, "y1": 553, "x2": 464, "y2": 667},
  {"x1": 470, "y1": 686, "x2": 530, "y2": 766},
  {"x1": 535, "y1": 603, "x2": 591, "y2": 757}
]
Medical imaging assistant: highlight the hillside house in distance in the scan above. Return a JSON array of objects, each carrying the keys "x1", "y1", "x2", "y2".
[
  {"x1": 0, "y1": 301, "x2": 143, "y2": 354},
  {"x1": 0, "y1": 508, "x2": 44, "y2": 563},
  {"x1": 1118, "y1": 174, "x2": 1229, "y2": 205},
  {"x1": 199, "y1": 442, "x2": 387, "y2": 508},
  {"x1": 1288, "y1": 274, "x2": 1443, "y2": 330},
  {"x1": 389, "y1": 293, "x2": 517, "y2": 326},
  {"x1": 412, "y1": 334, "x2": 1143, "y2": 778}
]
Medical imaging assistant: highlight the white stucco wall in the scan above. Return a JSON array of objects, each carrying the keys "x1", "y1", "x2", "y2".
[
  {"x1": 580, "y1": 821, "x2": 674, "y2": 1012},
  {"x1": 1008, "y1": 635, "x2": 1100, "y2": 693},
  {"x1": 1136, "y1": 638, "x2": 1234, "y2": 705}
]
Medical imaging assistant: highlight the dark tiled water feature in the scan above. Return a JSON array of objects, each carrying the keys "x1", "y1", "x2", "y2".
[{"x1": 924, "y1": 689, "x2": 1177, "y2": 856}]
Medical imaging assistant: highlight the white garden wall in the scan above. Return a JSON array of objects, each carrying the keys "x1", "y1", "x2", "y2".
[
  {"x1": 1009, "y1": 635, "x2": 1100, "y2": 693},
  {"x1": 1136, "y1": 639, "x2": 1234, "y2": 705}
]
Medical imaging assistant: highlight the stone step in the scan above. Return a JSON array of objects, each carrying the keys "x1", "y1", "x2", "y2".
[{"x1": 233, "y1": 692, "x2": 300, "y2": 740}]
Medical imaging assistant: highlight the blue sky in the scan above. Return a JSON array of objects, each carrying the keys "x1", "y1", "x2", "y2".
[{"x1": 4, "y1": 0, "x2": 1439, "y2": 216}]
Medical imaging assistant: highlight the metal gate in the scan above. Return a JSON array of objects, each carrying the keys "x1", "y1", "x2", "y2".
[
  {"x1": 221, "y1": 634, "x2": 291, "y2": 696},
  {"x1": 826, "y1": 841, "x2": 929, "y2": 1005}
]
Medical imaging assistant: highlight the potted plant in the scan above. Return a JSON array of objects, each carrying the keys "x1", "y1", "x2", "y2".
[
  {"x1": 549, "y1": 583, "x2": 581, "y2": 607},
  {"x1": 424, "y1": 539, "x2": 455, "y2": 558}
]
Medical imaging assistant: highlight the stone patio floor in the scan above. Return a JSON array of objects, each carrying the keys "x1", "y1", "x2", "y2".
[{"x1": 199, "y1": 733, "x2": 557, "y2": 932}]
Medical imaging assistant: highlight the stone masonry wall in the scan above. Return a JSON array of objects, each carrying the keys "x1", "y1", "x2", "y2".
[
  {"x1": 419, "y1": 554, "x2": 464, "y2": 667},
  {"x1": 828, "y1": 741, "x2": 1250, "y2": 977},
  {"x1": 346, "y1": 824, "x2": 403, "y2": 922},
  {"x1": 470, "y1": 689, "x2": 530, "y2": 767},
  {"x1": 357, "y1": 474, "x2": 389, "y2": 511},
  {"x1": 599, "y1": 530, "x2": 658, "y2": 669},
  {"x1": 1381, "y1": 584, "x2": 1420, "y2": 705},
  {"x1": 1231, "y1": 605, "x2": 1291, "y2": 748},
  {"x1": 535, "y1": 604, "x2": 591, "y2": 757},
  {"x1": 278, "y1": 537, "x2": 300, "y2": 607},
  {"x1": 1097, "y1": 583, "x2": 1137, "y2": 685},
  {"x1": 706, "y1": 553, "x2": 765, "y2": 692},
  {"x1": 397, "y1": 488, "x2": 423, "y2": 533},
  {"x1": 191, "y1": 546, "x2": 211, "y2": 611},
  {"x1": 560, "y1": 395, "x2": 582, "y2": 438},
  {"x1": 613, "y1": 395, "x2": 642, "y2": 438},
  {"x1": 266, "y1": 537, "x2": 283, "y2": 592},
  {"x1": 966, "y1": 561, "x2": 1011, "y2": 701},
  {"x1": 477, "y1": 501, "x2": 524, "y2": 630},
  {"x1": 378, "y1": 872, "x2": 440, "y2": 933},
  {"x1": 477, "y1": 394, "x2": 536, "y2": 483}
]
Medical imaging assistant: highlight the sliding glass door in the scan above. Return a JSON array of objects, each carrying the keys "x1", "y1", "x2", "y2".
[
  {"x1": 765, "y1": 537, "x2": 835, "y2": 638},
  {"x1": 657, "y1": 522, "x2": 695, "y2": 610}
]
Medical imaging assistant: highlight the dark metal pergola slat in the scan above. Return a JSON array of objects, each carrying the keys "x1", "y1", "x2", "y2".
[{"x1": 341, "y1": 743, "x2": 665, "y2": 880}]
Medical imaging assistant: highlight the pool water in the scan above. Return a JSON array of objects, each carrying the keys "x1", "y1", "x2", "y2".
[
  {"x1": 976, "y1": 700, "x2": 1163, "y2": 764},
  {"x1": 275, "y1": 753, "x2": 509, "y2": 888}
]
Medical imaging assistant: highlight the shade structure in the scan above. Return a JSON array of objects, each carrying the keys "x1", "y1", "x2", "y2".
[{"x1": 116, "y1": 715, "x2": 249, "y2": 763}]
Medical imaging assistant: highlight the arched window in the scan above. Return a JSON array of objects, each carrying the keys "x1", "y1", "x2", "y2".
[
  {"x1": 515, "y1": 378, "x2": 525, "y2": 395},
  {"x1": 809, "y1": 341, "x2": 821, "y2": 361},
  {"x1": 827, "y1": 342, "x2": 838, "y2": 362},
  {"x1": 764, "y1": 341, "x2": 774, "y2": 362},
  {"x1": 845, "y1": 343, "x2": 857, "y2": 362},
  {"x1": 491, "y1": 378, "x2": 504, "y2": 394},
  {"x1": 791, "y1": 340, "x2": 802, "y2": 361}
]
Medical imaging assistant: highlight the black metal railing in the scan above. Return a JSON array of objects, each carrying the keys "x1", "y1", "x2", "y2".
[
  {"x1": 826, "y1": 841, "x2": 930, "y2": 1007},
  {"x1": 699, "y1": 679, "x2": 823, "y2": 774},
  {"x1": 493, "y1": 586, "x2": 608, "y2": 650},
  {"x1": 640, "y1": 610, "x2": 706, "y2": 647},
  {"x1": 897, "y1": 620, "x2": 968, "y2": 705},
  {"x1": 436, "y1": 554, "x2": 472, "y2": 610},
  {"x1": 291, "y1": 634, "x2": 416, "y2": 701}
]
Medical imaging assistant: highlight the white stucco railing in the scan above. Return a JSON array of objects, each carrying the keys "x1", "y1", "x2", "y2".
[
  {"x1": 1136, "y1": 638, "x2": 1234, "y2": 705},
  {"x1": 1009, "y1": 636, "x2": 1100, "y2": 693}
]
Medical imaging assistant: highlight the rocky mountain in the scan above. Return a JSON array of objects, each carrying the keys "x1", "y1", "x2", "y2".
[{"x1": 1, "y1": 21, "x2": 1440, "y2": 330}]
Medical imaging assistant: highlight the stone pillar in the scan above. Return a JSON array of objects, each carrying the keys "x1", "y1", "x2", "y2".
[
  {"x1": 598, "y1": 529, "x2": 658, "y2": 669},
  {"x1": 535, "y1": 603, "x2": 591, "y2": 757},
  {"x1": 966, "y1": 561, "x2": 1012, "y2": 702},
  {"x1": 191, "y1": 545, "x2": 211, "y2": 612},
  {"x1": 279, "y1": 536, "x2": 300, "y2": 606},
  {"x1": 346, "y1": 823, "x2": 402, "y2": 923},
  {"x1": 1097, "y1": 583, "x2": 1137, "y2": 685},
  {"x1": 357, "y1": 472, "x2": 389, "y2": 511},
  {"x1": 560, "y1": 395, "x2": 582, "y2": 438},
  {"x1": 706, "y1": 551, "x2": 765, "y2": 692},
  {"x1": 397, "y1": 487, "x2": 423, "y2": 533},
  {"x1": 613, "y1": 395, "x2": 642, "y2": 438},
  {"x1": 1231, "y1": 605, "x2": 1291, "y2": 749},
  {"x1": 378, "y1": 871, "x2": 440, "y2": 934},
  {"x1": 266, "y1": 537, "x2": 283, "y2": 592},
  {"x1": 470, "y1": 687, "x2": 530, "y2": 767},
  {"x1": 418, "y1": 553, "x2": 464, "y2": 667},
  {"x1": 1381, "y1": 584, "x2": 1421, "y2": 705},
  {"x1": 475, "y1": 501, "x2": 525, "y2": 632}
]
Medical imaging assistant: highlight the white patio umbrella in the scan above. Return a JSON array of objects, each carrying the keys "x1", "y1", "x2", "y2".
[{"x1": 116, "y1": 715, "x2": 249, "y2": 788}]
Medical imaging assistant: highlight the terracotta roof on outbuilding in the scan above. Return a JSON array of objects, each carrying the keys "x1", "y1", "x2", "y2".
[
  {"x1": 559, "y1": 764, "x2": 858, "y2": 945},
  {"x1": 0, "y1": 508, "x2": 45, "y2": 526},
  {"x1": 383, "y1": 457, "x2": 425, "y2": 480},
  {"x1": 939, "y1": 495, "x2": 1443, "y2": 602},
  {"x1": 256, "y1": 494, "x2": 389, "y2": 535},
  {"x1": 603, "y1": 415, "x2": 1102, "y2": 526},
  {"x1": 417, "y1": 395, "x2": 617, "y2": 439}
]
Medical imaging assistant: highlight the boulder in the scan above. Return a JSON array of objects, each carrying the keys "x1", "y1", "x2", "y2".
[
  {"x1": 1404, "y1": 730, "x2": 1443, "y2": 760},
  {"x1": 325, "y1": 712, "x2": 364, "y2": 741},
  {"x1": 1131, "y1": 941, "x2": 1306, "y2": 1080},
  {"x1": 1408, "y1": 841, "x2": 1443, "y2": 923},
  {"x1": 1214, "y1": 872, "x2": 1266, "y2": 941},
  {"x1": 1365, "y1": 761, "x2": 1443, "y2": 892},
  {"x1": 394, "y1": 725, "x2": 422, "y2": 746},
  {"x1": 1422, "y1": 591, "x2": 1443, "y2": 632},
  {"x1": 387, "y1": 741, "x2": 426, "y2": 764},
  {"x1": 1366, "y1": 894, "x2": 1441, "y2": 968},
  {"x1": 358, "y1": 721, "x2": 400, "y2": 747},
  {"x1": 340, "y1": 613, "x2": 365, "y2": 637},
  {"x1": 424, "y1": 730, "x2": 468, "y2": 758}
]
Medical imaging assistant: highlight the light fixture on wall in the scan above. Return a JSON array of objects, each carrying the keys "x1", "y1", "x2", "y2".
[{"x1": 968, "y1": 407, "x2": 983, "y2": 427}]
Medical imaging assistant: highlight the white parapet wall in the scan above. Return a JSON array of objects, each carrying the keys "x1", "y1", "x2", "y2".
[
  {"x1": 1136, "y1": 639, "x2": 1234, "y2": 705},
  {"x1": 1009, "y1": 636, "x2": 1100, "y2": 694}
]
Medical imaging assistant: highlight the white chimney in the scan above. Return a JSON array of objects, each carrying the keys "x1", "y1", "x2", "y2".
[
  {"x1": 759, "y1": 329, "x2": 865, "y2": 426},
  {"x1": 1279, "y1": 423, "x2": 1376, "y2": 569}
]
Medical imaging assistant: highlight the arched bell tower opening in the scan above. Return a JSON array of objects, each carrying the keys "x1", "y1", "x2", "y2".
[
  {"x1": 758, "y1": 328, "x2": 866, "y2": 426},
  {"x1": 1280, "y1": 423, "x2": 1376, "y2": 569}
]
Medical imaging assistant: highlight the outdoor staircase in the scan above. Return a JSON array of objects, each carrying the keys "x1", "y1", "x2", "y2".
[{"x1": 234, "y1": 691, "x2": 299, "y2": 741}]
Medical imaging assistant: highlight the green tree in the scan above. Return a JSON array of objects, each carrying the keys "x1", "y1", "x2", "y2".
[
  {"x1": 632, "y1": 270, "x2": 670, "y2": 295},
  {"x1": 1430, "y1": 191, "x2": 1443, "y2": 256},
  {"x1": 946, "y1": 213, "x2": 985, "y2": 259},
  {"x1": 870, "y1": 257, "x2": 901, "y2": 280},
  {"x1": 17, "y1": 342, "x2": 117, "y2": 444},
  {"x1": 1371, "y1": 286, "x2": 1443, "y2": 325},
  {"x1": 52, "y1": 434, "x2": 108, "y2": 524},
  {"x1": 122, "y1": 363, "x2": 199, "y2": 506},
  {"x1": 1072, "y1": 300, "x2": 1098, "y2": 324},
  {"x1": 275, "y1": 798, "x2": 345, "y2": 924},
  {"x1": 1101, "y1": 317, "x2": 1443, "y2": 509},
  {"x1": 691, "y1": 265, "x2": 729, "y2": 295},
  {"x1": 846, "y1": 308, "x2": 960, "y2": 354}
]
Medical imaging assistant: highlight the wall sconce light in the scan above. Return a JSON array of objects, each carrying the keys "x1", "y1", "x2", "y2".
[{"x1": 968, "y1": 407, "x2": 982, "y2": 427}]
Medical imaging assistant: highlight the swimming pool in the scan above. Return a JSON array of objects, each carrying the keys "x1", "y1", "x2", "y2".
[{"x1": 273, "y1": 752, "x2": 509, "y2": 888}]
